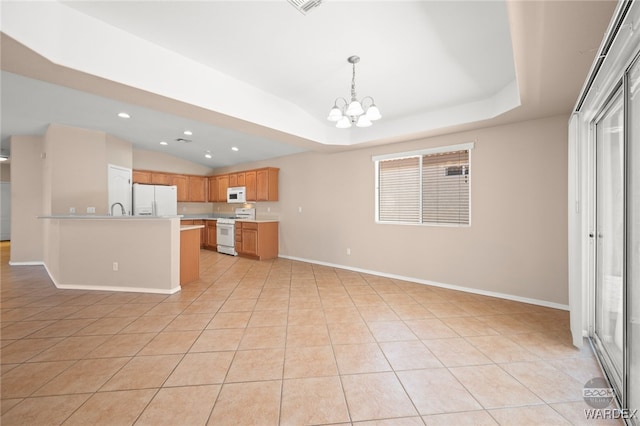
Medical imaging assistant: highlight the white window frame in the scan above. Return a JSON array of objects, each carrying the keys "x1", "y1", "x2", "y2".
[{"x1": 373, "y1": 142, "x2": 474, "y2": 226}]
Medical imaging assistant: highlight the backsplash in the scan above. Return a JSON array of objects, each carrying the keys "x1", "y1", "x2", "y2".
[
  {"x1": 177, "y1": 202, "x2": 215, "y2": 215},
  {"x1": 178, "y1": 201, "x2": 280, "y2": 220}
]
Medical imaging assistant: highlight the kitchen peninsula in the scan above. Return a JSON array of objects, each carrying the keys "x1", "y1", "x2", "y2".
[{"x1": 38, "y1": 215, "x2": 183, "y2": 294}]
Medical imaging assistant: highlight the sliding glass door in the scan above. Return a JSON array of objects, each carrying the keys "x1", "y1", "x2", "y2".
[
  {"x1": 594, "y1": 86, "x2": 625, "y2": 396},
  {"x1": 591, "y1": 53, "x2": 640, "y2": 423}
]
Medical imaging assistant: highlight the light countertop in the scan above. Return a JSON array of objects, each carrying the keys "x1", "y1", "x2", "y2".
[
  {"x1": 235, "y1": 219, "x2": 279, "y2": 223},
  {"x1": 39, "y1": 215, "x2": 182, "y2": 220},
  {"x1": 181, "y1": 218, "x2": 279, "y2": 223},
  {"x1": 180, "y1": 225, "x2": 205, "y2": 231}
]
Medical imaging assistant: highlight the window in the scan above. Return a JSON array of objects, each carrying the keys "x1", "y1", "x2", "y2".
[{"x1": 374, "y1": 142, "x2": 473, "y2": 226}]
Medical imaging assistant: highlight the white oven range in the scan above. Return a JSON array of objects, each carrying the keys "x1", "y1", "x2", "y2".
[{"x1": 216, "y1": 208, "x2": 255, "y2": 256}]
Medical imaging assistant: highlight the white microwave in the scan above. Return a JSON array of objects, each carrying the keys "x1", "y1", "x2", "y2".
[{"x1": 227, "y1": 186, "x2": 246, "y2": 204}]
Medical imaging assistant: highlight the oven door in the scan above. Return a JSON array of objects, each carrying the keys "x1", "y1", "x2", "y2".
[
  {"x1": 216, "y1": 222, "x2": 237, "y2": 255},
  {"x1": 216, "y1": 223, "x2": 234, "y2": 246}
]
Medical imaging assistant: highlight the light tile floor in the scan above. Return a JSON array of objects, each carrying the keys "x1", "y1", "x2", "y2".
[{"x1": 0, "y1": 242, "x2": 622, "y2": 425}]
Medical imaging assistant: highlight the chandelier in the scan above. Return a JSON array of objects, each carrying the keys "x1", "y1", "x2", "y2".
[{"x1": 327, "y1": 55, "x2": 381, "y2": 128}]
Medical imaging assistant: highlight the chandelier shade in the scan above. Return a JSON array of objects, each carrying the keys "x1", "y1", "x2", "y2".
[{"x1": 327, "y1": 55, "x2": 381, "y2": 128}]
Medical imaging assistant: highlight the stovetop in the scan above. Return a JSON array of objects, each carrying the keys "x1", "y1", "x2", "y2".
[{"x1": 217, "y1": 208, "x2": 255, "y2": 224}]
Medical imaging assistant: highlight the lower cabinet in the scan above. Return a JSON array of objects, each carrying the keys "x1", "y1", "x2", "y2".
[
  {"x1": 205, "y1": 220, "x2": 217, "y2": 249},
  {"x1": 194, "y1": 220, "x2": 205, "y2": 248},
  {"x1": 235, "y1": 221, "x2": 278, "y2": 260}
]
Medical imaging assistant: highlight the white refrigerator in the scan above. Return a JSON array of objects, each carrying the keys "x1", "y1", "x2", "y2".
[{"x1": 132, "y1": 184, "x2": 178, "y2": 216}]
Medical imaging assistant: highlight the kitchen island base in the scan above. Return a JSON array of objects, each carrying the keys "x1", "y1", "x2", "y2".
[{"x1": 38, "y1": 216, "x2": 181, "y2": 294}]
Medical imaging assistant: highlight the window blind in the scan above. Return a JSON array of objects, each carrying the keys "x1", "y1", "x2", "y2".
[
  {"x1": 422, "y1": 150, "x2": 469, "y2": 225},
  {"x1": 375, "y1": 145, "x2": 471, "y2": 226},
  {"x1": 378, "y1": 157, "x2": 420, "y2": 223}
]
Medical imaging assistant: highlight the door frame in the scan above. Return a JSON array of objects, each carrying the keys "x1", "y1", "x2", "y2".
[{"x1": 590, "y1": 80, "x2": 626, "y2": 405}]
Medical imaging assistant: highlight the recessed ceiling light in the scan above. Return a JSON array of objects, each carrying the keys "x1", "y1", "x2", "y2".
[
  {"x1": 183, "y1": 130, "x2": 193, "y2": 136},
  {"x1": 160, "y1": 141, "x2": 168, "y2": 146},
  {"x1": 117, "y1": 112, "x2": 130, "y2": 119},
  {"x1": 231, "y1": 146, "x2": 239, "y2": 152},
  {"x1": 205, "y1": 153, "x2": 212, "y2": 159}
]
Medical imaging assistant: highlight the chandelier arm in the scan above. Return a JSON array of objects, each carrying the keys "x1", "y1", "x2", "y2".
[
  {"x1": 333, "y1": 97, "x2": 348, "y2": 109},
  {"x1": 361, "y1": 96, "x2": 375, "y2": 109}
]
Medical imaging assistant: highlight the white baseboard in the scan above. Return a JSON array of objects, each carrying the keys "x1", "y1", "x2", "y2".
[
  {"x1": 40, "y1": 263, "x2": 180, "y2": 294},
  {"x1": 9, "y1": 261, "x2": 45, "y2": 266},
  {"x1": 278, "y1": 254, "x2": 570, "y2": 311},
  {"x1": 54, "y1": 283, "x2": 181, "y2": 295}
]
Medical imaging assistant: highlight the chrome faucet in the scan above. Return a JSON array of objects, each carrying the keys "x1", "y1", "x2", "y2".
[{"x1": 110, "y1": 202, "x2": 126, "y2": 216}]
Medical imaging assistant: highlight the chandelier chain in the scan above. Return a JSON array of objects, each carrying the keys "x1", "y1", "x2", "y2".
[{"x1": 351, "y1": 61, "x2": 357, "y2": 103}]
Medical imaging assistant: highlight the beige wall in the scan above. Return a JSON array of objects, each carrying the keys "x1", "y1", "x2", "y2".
[
  {"x1": 9, "y1": 135, "x2": 44, "y2": 263},
  {"x1": 133, "y1": 148, "x2": 214, "y2": 175},
  {"x1": 45, "y1": 124, "x2": 109, "y2": 215},
  {"x1": 220, "y1": 115, "x2": 570, "y2": 306},
  {"x1": 0, "y1": 163, "x2": 10, "y2": 182},
  {"x1": 106, "y1": 134, "x2": 133, "y2": 169}
]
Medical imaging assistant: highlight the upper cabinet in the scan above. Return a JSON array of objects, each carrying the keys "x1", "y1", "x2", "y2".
[
  {"x1": 152, "y1": 173, "x2": 172, "y2": 185},
  {"x1": 132, "y1": 170, "x2": 152, "y2": 184},
  {"x1": 133, "y1": 167, "x2": 279, "y2": 203},
  {"x1": 221, "y1": 167, "x2": 278, "y2": 202},
  {"x1": 208, "y1": 174, "x2": 229, "y2": 202},
  {"x1": 245, "y1": 170, "x2": 257, "y2": 201},
  {"x1": 255, "y1": 168, "x2": 279, "y2": 201},
  {"x1": 188, "y1": 176, "x2": 207, "y2": 202},
  {"x1": 170, "y1": 175, "x2": 189, "y2": 201},
  {"x1": 208, "y1": 176, "x2": 219, "y2": 202},
  {"x1": 217, "y1": 175, "x2": 229, "y2": 202},
  {"x1": 229, "y1": 172, "x2": 245, "y2": 188}
]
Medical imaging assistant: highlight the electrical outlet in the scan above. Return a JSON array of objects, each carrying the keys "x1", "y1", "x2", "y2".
[
  {"x1": 347, "y1": 248, "x2": 351, "y2": 255},
  {"x1": 87, "y1": 207, "x2": 96, "y2": 214},
  {"x1": 69, "y1": 207, "x2": 76, "y2": 214},
  {"x1": 267, "y1": 207, "x2": 271, "y2": 213},
  {"x1": 298, "y1": 206, "x2": 302, "y2": 213},
  {"x1": 112, "y1": 262, "x2": 118, "y2": 271}
]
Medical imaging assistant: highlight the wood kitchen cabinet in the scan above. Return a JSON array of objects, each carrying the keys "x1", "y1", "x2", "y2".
[
  {"x1": 229, "y1": 172, "x2": 245, "y2": 188},
  {"x1": 188, "y1": 176, "x2": 207, "y2": 202},
  {"x1": 208, "y1": 176, "x2": 219, "y2": 202},
  {"x1": 217, "y1": 175, "x2": 229, "y2": 202},
  {"x1": 244, "y1": 170, "x2": 257, "y2": 201},
  {"x1": 132, "y1": 170, "x2": 152, "y2": 184},
  {"x1": 133, "y1": 170, "x2": 173, "y2": 186},
  {"x1": 235, "y1": 221, "x2": 278, "y2": 260},
  {"x1": 205, "y1": 220, "x2": 217, "y2": 249},
  {"x1": 207, "y1": 175, "x2": 229, "y2": 203},
  {"x1": 133, "y1": 167, "x2": 278, "y2": 203},
  {"x1": 240, "y1": 167, "x2": 278, "y2": 202},
  {"x1": 152, "y1": 173, "x2": 172, "y2": 185},
  {"x1": 256, "y1": 168, "x2": 279, "y2": 201},
  {"x1": 171, "y1": 174, "x2": 189, "y2": 201}
]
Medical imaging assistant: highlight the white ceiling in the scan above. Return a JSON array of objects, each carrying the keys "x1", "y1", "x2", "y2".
[{"x1": 0, "y1": 0, "x2": 617, "y2": 168}]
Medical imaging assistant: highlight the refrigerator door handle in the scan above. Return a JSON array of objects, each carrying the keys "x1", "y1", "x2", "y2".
[{"x1": 152, "y1": 200, "x2": 157, "y2": 216}]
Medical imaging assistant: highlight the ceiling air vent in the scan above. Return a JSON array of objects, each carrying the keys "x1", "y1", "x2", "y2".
[
  {"x1": 288, "y1": 0, "x2": 323, "y2": 15},
  {"x1": 175, "y1": 138, "x2": 192, "y2": 143}
]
